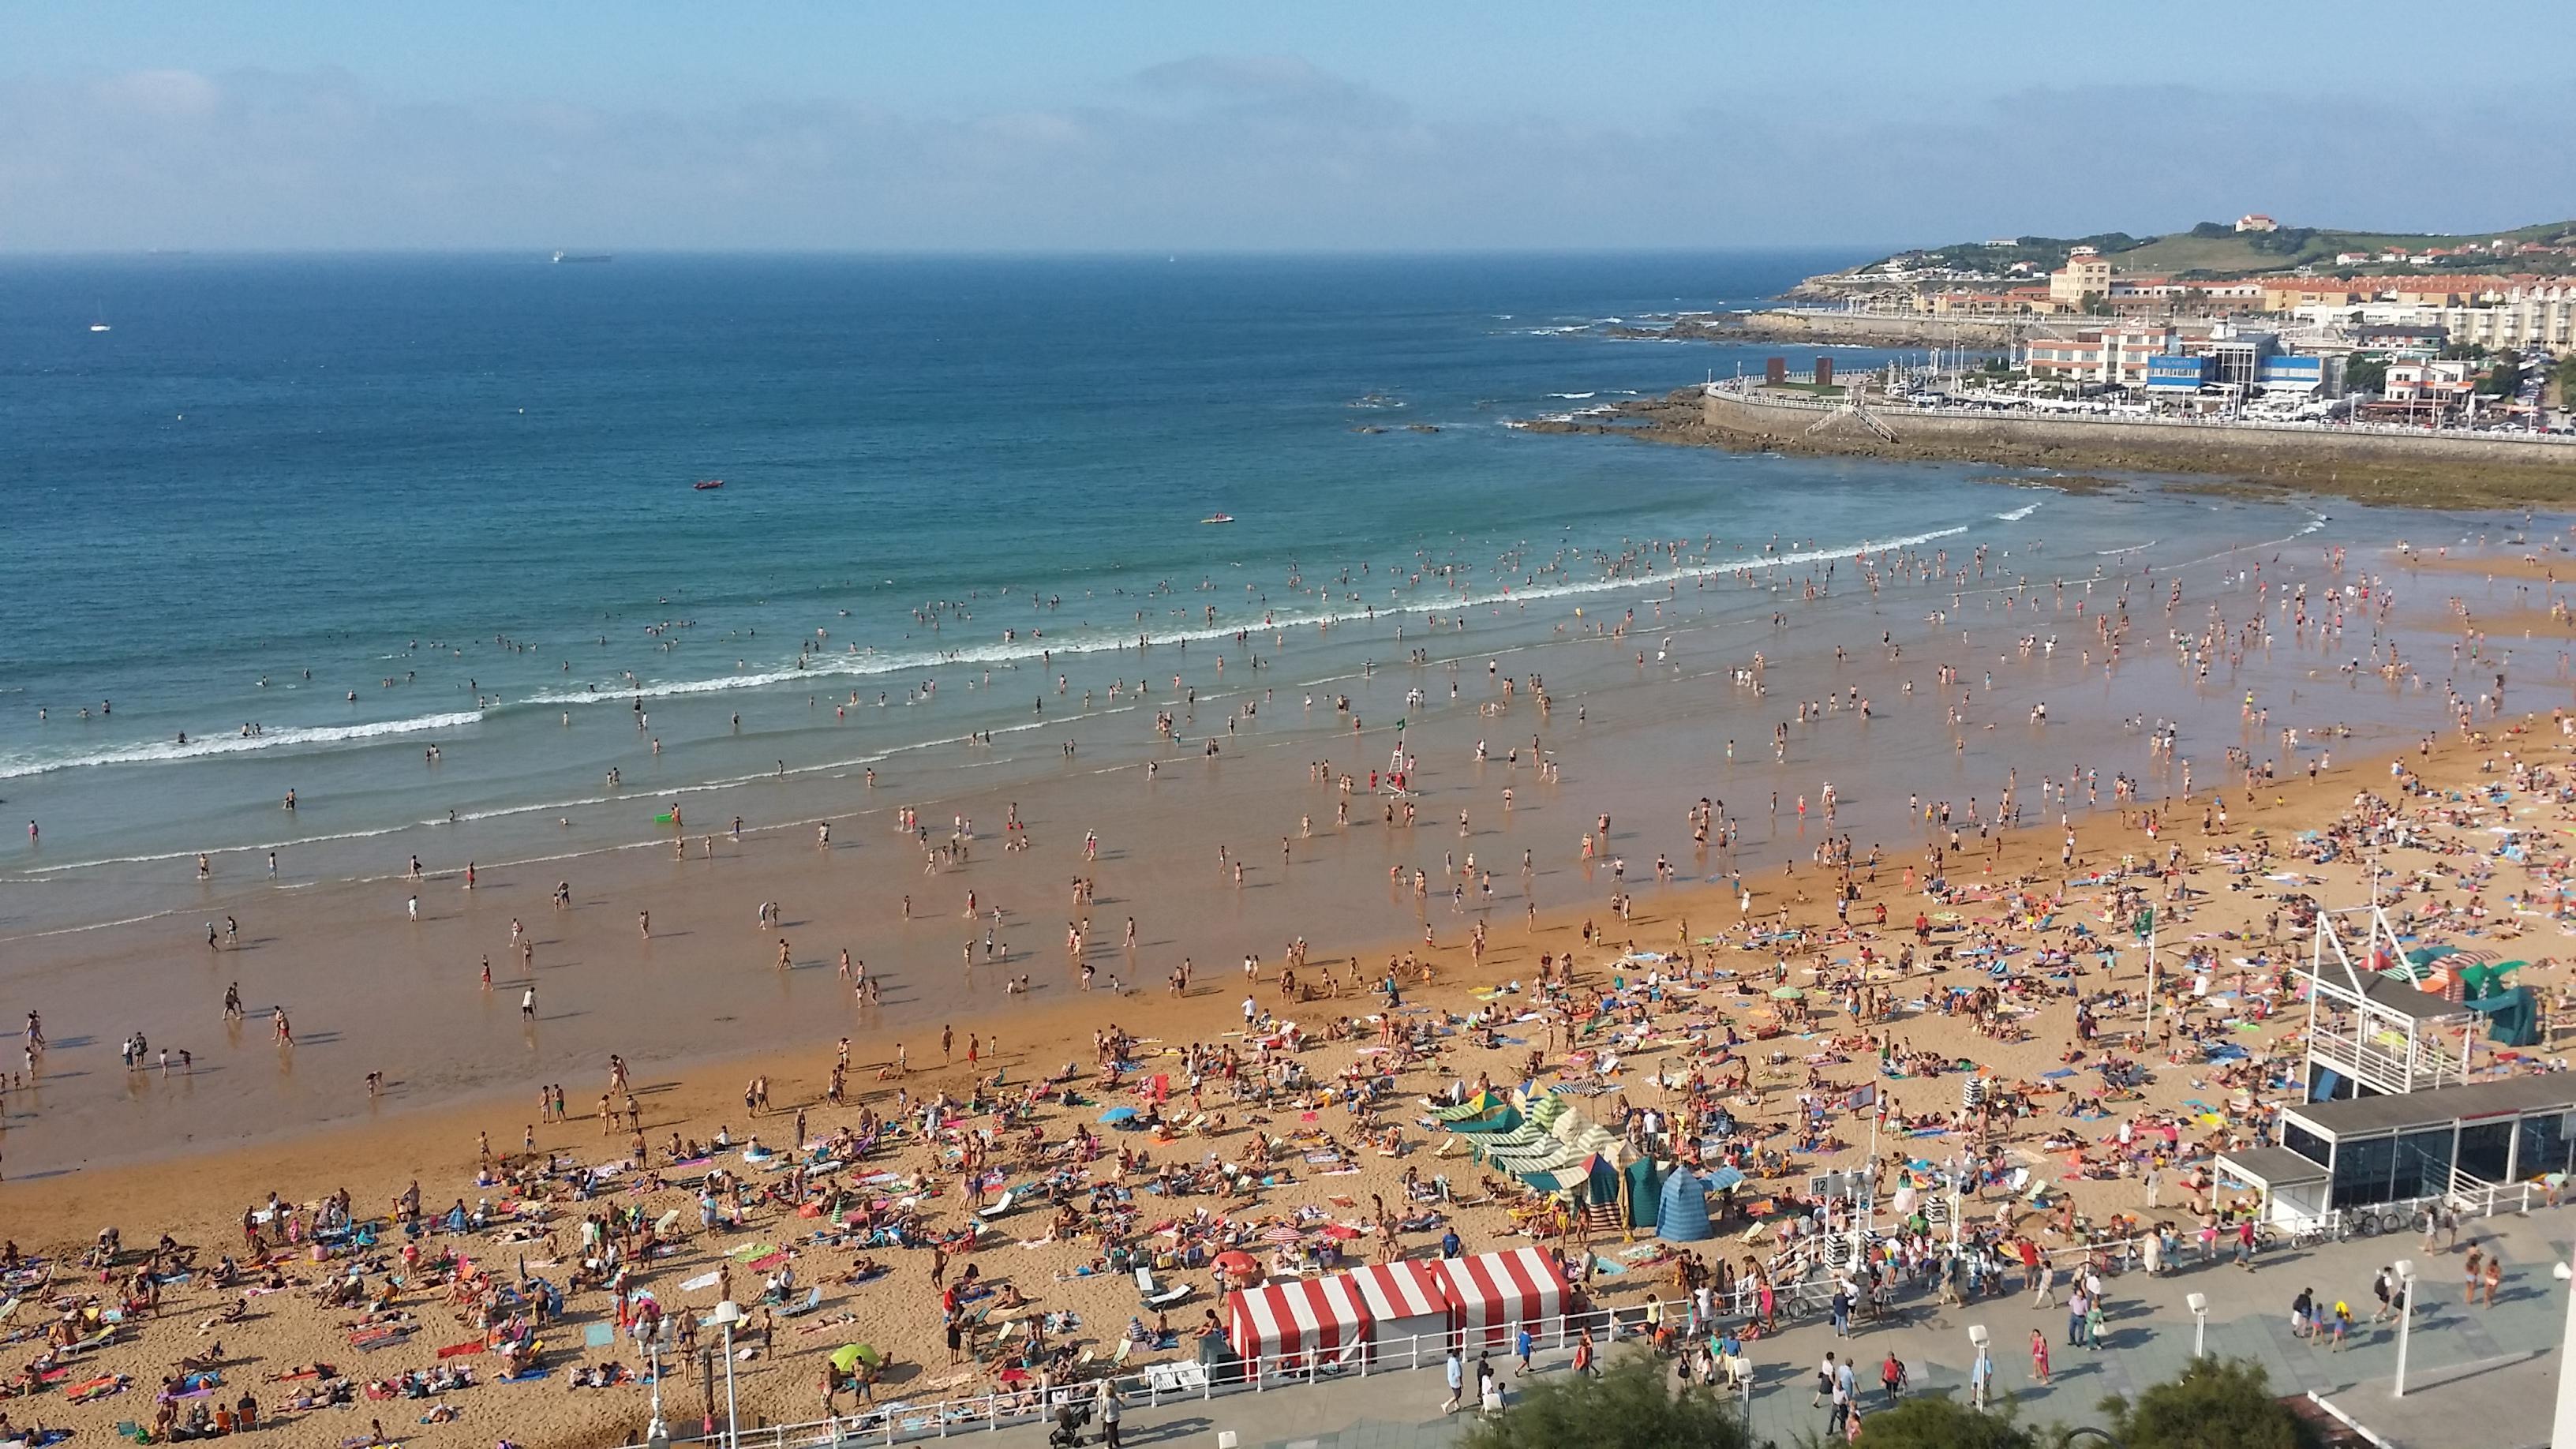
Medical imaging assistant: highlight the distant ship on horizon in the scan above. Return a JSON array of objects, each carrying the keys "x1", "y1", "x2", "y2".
[{"x1": 551, "y1": 251, "x2": 612, "y2": 264}]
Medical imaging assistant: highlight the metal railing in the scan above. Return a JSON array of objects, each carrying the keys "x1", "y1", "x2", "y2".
[
  {"x1": 624, "y1": 1295, "x2": 1671, "y2": 1449},
  {"x1": 610, "y1": 1189, "x2": 2559, "y2": 1449}
]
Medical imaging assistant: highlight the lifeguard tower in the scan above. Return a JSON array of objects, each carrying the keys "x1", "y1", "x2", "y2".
[
  {"x1": 2298, "y1": 900, "x2": 2477, "y2": 1103},
  {"x1": 2215, "y1": 897, "x2": 2566, "y2": 1228}
]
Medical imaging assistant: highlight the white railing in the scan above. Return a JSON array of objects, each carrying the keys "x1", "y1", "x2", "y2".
[
  {"x1": 2447, "y1": 1170, "x2": 2542, "y2": 1220},
  {"x1": 608, "y1": 1215, "x2": 2361, "y2": 1449},
  {"x1": 623, "y1": 1296, "x2": 1661, "y2": 1449}
]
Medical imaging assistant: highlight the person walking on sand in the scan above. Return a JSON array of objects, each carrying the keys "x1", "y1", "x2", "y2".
[{"x1": 522, "y1": 985, "x2": 537, "y2": 1020}]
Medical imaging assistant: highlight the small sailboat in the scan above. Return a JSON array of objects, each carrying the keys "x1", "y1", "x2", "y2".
[
  {"x1": 88, "y1": 301, "x2": 110, "y2": 333},
  {"x1": 1200, "y1": 513, "x2": 1234, "y2": 525},
  {"x1": 694, "y1": 479, "x2": 725, "y2": 491}
]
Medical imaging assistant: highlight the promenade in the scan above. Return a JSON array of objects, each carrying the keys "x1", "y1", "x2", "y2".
[{"x1": 959, "y1": 1206, "x2": 2576, "y2": 1449}]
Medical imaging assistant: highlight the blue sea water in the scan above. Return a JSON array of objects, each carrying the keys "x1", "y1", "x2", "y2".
[{"x1": 0, "y1": 251, "x2": 2436, "y2": 915}]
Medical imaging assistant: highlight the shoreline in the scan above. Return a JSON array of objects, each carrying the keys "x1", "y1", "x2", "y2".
[
  {"x1": 1521, "y1": 386, "x2": 2576, "y2": 511},
  {"x1": 0, "y1": 515, "x2": 2548, "y2": 1449},
  {"x1": 0, "y1": 717, "x2": 2555, "y2": 1449}
]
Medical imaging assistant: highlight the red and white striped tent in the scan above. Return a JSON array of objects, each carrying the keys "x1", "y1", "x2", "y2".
[
  {"x1": 1224, "y1": 1275, "x2": 1372, "y2": 1368},
  {"x1": 1339, "y1": 1260, "x2": 1451, "y2": 1361},
  {"x1": 1436, "y1": 1247, "x2": 1569, "y2": 1350}
]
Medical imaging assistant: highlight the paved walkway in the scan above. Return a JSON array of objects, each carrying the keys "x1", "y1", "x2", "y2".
[{"x1": 963, "y1": 1207, "x2": 2575, "y2": 1449}]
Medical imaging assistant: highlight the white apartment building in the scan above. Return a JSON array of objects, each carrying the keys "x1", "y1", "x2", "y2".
[
  {"x1": 2295, "y1": 284, "x2": 2573, "y2": 354},
  {"x1": 2022, "y1": 325, "x2": 2184, "y2": 387}
]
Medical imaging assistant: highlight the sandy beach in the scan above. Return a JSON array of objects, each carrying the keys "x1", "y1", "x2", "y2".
[{"x1": 3, "y1": 535, "x2": 2570, "y2": 1449}]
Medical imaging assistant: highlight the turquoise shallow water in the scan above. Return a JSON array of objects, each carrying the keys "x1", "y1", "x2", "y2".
[{"x1": 0, "y1": 252, "x2": 2504, "y2": 903}]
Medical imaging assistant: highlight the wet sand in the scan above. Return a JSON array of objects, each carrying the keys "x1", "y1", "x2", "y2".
[{"x1": 0, "y1": 522, "x2": 2484, "y2": 1177}]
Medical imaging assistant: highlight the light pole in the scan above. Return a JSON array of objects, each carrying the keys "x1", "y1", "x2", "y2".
[
  {"x1": 1966, "y1": 1324, "x2": 1991, "y2": 1410},
  {"x1": 2552, "y1": 1260, "x2": 2576, "y2": 1448},
  {"x1": 2186, "y1": 1292, "x2": 2208, "y2": 1359},
  {"x1": 2391, "y1": 1260, "x2": 2416, "y2": 1398},
  {"x1": 711, "y1": 1299, "x2": 744, "y2": 1449},
  {"x1": 646, "y1": 1337, "x2": 670, "y2": 1449}
]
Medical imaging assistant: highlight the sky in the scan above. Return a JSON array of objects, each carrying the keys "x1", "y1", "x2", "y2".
[{"x1": 4, "y1": 1, "x2": 2570, "y2": 253}]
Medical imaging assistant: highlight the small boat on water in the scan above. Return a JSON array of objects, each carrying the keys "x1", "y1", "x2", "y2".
[
  {"x1": 1201, "y1": 513, "x2": 1234, "y2": 524},
  {"x1": 694, "y1": 479, "x2": 725, "y2": 491}
]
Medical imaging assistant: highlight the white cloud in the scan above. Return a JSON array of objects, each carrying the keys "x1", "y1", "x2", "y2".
[
  {"x1": 88, "y1": 67, "x2": 225, "y2": 121},
  {"x1": 0, "y1": 66, "x2": 2562, "y2": 252}
]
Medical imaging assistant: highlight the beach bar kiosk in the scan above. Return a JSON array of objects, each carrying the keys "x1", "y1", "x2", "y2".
[{"x1": 2219, "y1": 1073, "x2": 2576, "y2": 1225}]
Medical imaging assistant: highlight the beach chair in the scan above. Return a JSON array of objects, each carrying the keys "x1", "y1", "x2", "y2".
[
  {"x1": 977, "y1": 1190, "x2": 1017, "y2": 1221},
  {"x1": 1112, "y1": 1339, "x2": 1135, "y2": 1369},
  {"x1": 780, "y1": 1286, "x2": 823, "y2": 1318},
  {"x1": 1134, "y1": 1267, "x2": 1189, "y2": 1309}
]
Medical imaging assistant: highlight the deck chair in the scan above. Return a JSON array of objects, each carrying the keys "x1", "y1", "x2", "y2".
[
  {"x1": 1135, "y1": 1267, "x2": 1189, "y2": 1309},
  {"x1": 1112, "y1": 1338, "x2": 1135, "y2": 1368},
  {"x1": 780, "y1": 1286, "x2": 823, "y2": 1318},
  {"x1": 977, "y1": 1190, "x2": 1017, "y2": 1221}
]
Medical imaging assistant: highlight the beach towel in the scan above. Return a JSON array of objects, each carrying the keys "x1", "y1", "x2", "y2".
[
  {"x1": 679, "y1": 1271, "x2": 721, "y2": 1293},
  {"x1": 435, "y1": 1341, "x2": 485, "y2": 1359},
  {"x1": 582, "y1": 1323, "x2": 616, "y2": 1349}
]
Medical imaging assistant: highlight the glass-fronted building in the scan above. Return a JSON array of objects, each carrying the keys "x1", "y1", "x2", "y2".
[{"x1": 2218, "y1": 1074, "x2": 2576, "y2": 1225}]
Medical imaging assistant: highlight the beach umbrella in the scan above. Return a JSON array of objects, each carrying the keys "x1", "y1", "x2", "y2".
[
  {"x1": 829, "y1": 1344, "x2": 881, "y2": 1372},
  {"x1": 1098, "y1": 1106, "x2": 1138, "y2": 1125},
  {"x1": 1214, "y1": 1250, "x2": 1260, "y2": 1274},
  {"x1": 1769, "y1": 986, "x2": 1803, "y2": 1000},
  {"x1": 1701, "y1": 1166, "x2": 1747, "y2": 1193}
]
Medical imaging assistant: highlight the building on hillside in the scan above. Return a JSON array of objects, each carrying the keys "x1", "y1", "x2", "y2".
[
  {"x1": 1915, "y1": 286, "x2": 2054, "y2": 316},
  {"x1": 2264, "y1": 278, "x2": 2573, "y2": 352},
  {"x1": 2048, "y1": 248, "x2": 2114, "y2": 307},
  {"x1": 2234, "y1": 213, "x2": 2281, "y2": 233}
]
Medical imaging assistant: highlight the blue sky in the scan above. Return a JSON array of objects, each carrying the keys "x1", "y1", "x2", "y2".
[{"x1": 4, "y1": 1, "x2": 2568, "y2": 252}]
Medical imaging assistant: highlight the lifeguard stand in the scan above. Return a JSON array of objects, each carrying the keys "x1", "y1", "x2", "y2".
[{"x1": 2301, "y1": 900, "x2": 2477, "y2": 1103}]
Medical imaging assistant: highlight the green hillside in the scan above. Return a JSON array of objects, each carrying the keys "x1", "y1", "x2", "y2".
[{"x1": 1867, "y1": 219, "x2": 2576, "y2": 282}]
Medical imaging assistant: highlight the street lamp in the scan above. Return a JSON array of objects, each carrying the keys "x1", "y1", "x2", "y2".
[
  {"x1": 1966, "y1": 1324, "x2": 1991, "y2": 1410},
  {"x1": 710, "y1": 1299, "x2": 744, "y2": 1449},
  {"x1": 2185, "y1": 1292, "x2": 2209, "y2": 1359},
  {"x1": 645, "y1": 1336, "x2": 670, "y2": 1449},
  {"x1": 2552, "y1": 1261, "x2": 2576, "y2": 1448},
  {"x1": 2391, "y1": 1260, "x2": 2416, "y2": 1398}
]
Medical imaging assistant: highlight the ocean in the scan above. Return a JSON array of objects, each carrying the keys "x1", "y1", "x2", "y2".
[
  {"x1": 0, "y1": 252, "x2": 2486, "y2": 934},
  {"x1": 1, "y1": 251, "x2": 2534, "y2": 1170}
]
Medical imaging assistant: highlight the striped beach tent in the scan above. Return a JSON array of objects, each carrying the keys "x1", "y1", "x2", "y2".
[
  {"x1": 1436, "y1": 1247, "x2": 1568, "y2": 1350},
  {"x1": 1339, "y1": 1260, "x2": 1452, "y2": 1361},
  {"x1": 1224, "y1": 1275, "x2": 1371, "y2": 1368}
]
